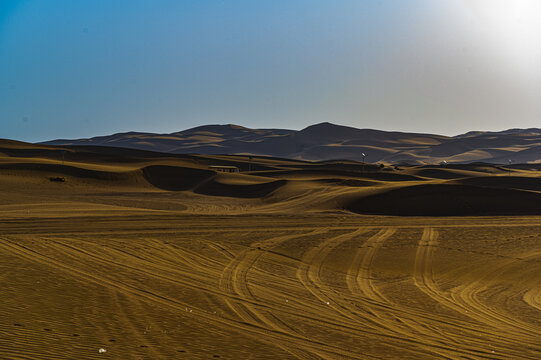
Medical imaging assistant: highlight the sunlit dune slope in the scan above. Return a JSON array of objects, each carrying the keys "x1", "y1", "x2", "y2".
[
  {"x1": 41, "y1": 122, "x2": 541, "y2": 164},
  {"x1": 1, "y1": 140, "x2": 540, "y2": 216},
  {"x1": 2, "y1": 140, "x2": 541, "y2": 359}
]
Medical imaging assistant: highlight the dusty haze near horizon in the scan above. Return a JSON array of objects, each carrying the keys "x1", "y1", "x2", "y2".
[{"x1": 2, "y1": 1, "x2": 541, "y2": 141}]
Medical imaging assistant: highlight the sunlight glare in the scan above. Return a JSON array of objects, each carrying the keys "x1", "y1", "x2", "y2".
[{"x1": 467, "y1": 0, "x2": 541, "y2": 73}]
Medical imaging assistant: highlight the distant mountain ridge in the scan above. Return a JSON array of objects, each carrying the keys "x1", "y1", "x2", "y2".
[{"x1": 42, "y1": 122, "x2": 541, "y2": 164}]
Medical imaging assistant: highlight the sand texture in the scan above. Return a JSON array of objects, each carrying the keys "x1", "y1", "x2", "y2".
[
  {"x1": 2, "y1": 141, "x2": 541, "y2": 359},
  {"x1": 43, "y1": 123, "x2": 541, "y2": 164}
]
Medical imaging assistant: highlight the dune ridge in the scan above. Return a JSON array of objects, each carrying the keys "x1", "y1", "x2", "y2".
[
  {"x1": 42, "y1": 122, "x2": 541, "y2": 164},
  {"x1": 2, "y1": 140, "x2": 540, "y2": 216},
  {"x1": 2, "y1": 139, "x2": 541, "y2": 359}
]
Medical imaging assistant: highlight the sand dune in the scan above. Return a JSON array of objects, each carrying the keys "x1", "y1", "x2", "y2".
[
  {"x1": 194, "y1": 177, "x2": 287, "y2": 198},
  {"x1": 346, "y1": 184, "x2": 541, "y2": 216},
  {"x1": 404, "y1": 167, "x2": 486, "y2": 179},
  {"x1": 1, "y1": 141, "x2": 540, "y2": 215},
  {"x1": 458, "y1": 175, "x2": 541, "y2": 192},
  {"x1": 2, "y1": 141, "x2": 541, "y2": 359},
  {"x1": 142, "y1": 165, "x2": 215, "y2": 191},
  {"x1": 42, "y1": 122, "x2": 541, "y2": 164}
]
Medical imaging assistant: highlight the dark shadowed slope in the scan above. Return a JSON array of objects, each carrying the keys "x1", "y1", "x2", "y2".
[
  {"x1": 3, "y1": 139, "x2": 541, "y2": 216},
  {"x1": 345, "y1": 184, "x2": 541, "y2": 216},
  {"x1": 42, "y1": 123, "x2": 541, "y2": 164}
]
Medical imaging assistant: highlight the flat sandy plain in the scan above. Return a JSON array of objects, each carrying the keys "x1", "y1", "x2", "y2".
[{"x1": 2, "y1": 140, "x2": 541, "y2": 359}]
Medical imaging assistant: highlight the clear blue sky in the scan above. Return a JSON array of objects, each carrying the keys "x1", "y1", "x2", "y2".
[{"x1": 1, "y1": 0, "x2": 540, "y2": 142}]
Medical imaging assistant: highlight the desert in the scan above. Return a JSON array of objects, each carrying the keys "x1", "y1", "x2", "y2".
[
  {"x1": 4, "y1": 2, "x2": 541, "y2": 358},
  {"x1": 1, "y1": 139, "x2": 541, "y2": 359}
]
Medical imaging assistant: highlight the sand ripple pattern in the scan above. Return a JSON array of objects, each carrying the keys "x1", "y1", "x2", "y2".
[{"x1": 2, "y1": 217, "x2": 541, "y2": 359}]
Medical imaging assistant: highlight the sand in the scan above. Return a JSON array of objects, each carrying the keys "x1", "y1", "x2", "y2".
[
  {"x1": 42, "y1": 122, "x2": 541, "y2": 164},
  {"x1": 1, "y1": 141, "x2": 541, "y2": 359}
]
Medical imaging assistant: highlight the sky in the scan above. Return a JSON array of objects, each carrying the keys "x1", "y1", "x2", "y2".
[{"x1": 1, "y1": 0, "x2": 541, "y2": 142}]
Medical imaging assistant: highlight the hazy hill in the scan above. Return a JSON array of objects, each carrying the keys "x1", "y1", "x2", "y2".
[{"x1": 43, "y1": 122, "x2": 541, "y2": 164}]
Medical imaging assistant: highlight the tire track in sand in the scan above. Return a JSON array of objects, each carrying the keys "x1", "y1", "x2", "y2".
[
  {"x1": 346, "y1": 227, "x2": 526, "y2": 360},
  {"x1": 219, "y1": 229, "x2": 329, "y2": 360},
  {"x1": 296, "y1": 228, "x2": 374, "y2": 323},
  {"x1": 345, "y1": 228, "x2": 469, "y2": 359},
  {"x1": 0, "y1": 237, "x2": 376, "y2": 359},
  {"x1": 295, "y1": 228, "x2": 454, "y2": 359},
  {"x1": 523, "y1": 286, "x2": 541, "y2": 312},
  {"x1": 413, "y1": 228, "x2": 541, "y2": 358},
  {"x1": 449, "y1": 250, "x2": 541, "y2": 341},
  {"x1": 45, "y1": 234, "x2": 495, "y2": 358},
  {"x1": 347, "y1": 228, "x2": 396, "y2": 302}
]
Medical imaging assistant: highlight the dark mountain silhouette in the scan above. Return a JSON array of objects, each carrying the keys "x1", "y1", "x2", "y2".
[{"x1": 42, "y1": 122, "x2": 541, "y2": 164}]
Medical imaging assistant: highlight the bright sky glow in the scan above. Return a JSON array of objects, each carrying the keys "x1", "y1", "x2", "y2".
[
  {"x1": 467, "y1": 0, "x2": 541, "y2": 78},
  {"x1": 1, "y1": 1, "x2": 540, "y2": 142}
]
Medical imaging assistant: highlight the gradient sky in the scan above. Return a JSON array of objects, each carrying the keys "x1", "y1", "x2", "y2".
[{"x1": 1, "y1": 0, "x2": 541, "y2": 142}]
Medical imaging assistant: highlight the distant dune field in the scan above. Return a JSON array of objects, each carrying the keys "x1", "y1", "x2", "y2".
[
  {"x1": 2, "y1": 140, "x2": 541, "y2": 359},
  {"x1": 43, "y1": 122, "x2": 541, "y2": 164}
]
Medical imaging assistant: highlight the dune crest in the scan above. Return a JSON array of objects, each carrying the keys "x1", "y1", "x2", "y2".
[
  {"x1": 41, "y1": 122, "x2": 541, "y2": 164},
  {"x1": 1, "y1": 140, "x2": 540, "y2": 216},
  {"x1": 2, "y1": 139, "x2": 541, "y2": 359}
]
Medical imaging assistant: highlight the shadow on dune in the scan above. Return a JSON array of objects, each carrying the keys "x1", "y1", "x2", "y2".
[
  {"x1": 412, "y1": 168, "x2": 477, "y2": 179},
  {"x1": 458, "y1": 176, "x2": 541, "y2": 192},
  {"x1": 346, "y1": 184, "x2": 541, "y2": 216},
  {"x1": 194, "y1": 179, "x2": 287, "y2": 198},
  {"x1": 0, "y1": 163, "x2": 138, "y2": 181},
  {"x1": 252, "y1": 169, "x2": 423, "y2": 181},
  {"x1": 143, "y1": 165, "x2": 286, "y2": 197},
  {"x1": 318, "y1": 178, "x2": 381, "y2": 187},
  {"x1": 142, "y1": 165, "x2": 215, "y2": 191}
]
